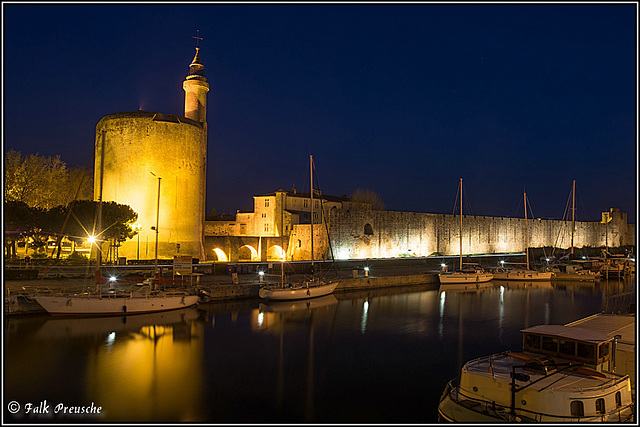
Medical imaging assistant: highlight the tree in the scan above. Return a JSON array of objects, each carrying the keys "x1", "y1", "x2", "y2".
[
  {"x1": 4, "y1": 201, "x2": 38, "y2": 258},
  {"x1": 350, "y1": 188, "x2": 386, "y2": 210},
  {"x1": 4, "y1": 150, "x2": 94, "y2": 209}
]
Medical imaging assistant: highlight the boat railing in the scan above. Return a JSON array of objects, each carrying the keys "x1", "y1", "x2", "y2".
[{"x1": 452, "y1": 375, "x2": 634, "y2": 422}]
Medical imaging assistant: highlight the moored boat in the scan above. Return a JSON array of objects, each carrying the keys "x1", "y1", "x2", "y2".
[
  {"x1": 439, "y1": 264, "x2": 494, "y2": 284},
  {"x1": 438, "y1": 178, "x2": 493, "y2": 285},
  {"x1": 492, "y1": 267, "x2": 552, "y2": 281},
  {"x1": 258, "y1": 279, "x2": 339, "y2": 300},
  {"x1": 34, "y1": 284, "x2": 199, "y2": 316},
  {"x1": 259, "y1": 155, "x2": 339, "y2": 301},
  {"x1": 438, "y1": 324, "x2": 635, "y2": 422}
]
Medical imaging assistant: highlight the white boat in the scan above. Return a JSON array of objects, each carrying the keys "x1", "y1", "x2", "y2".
[
  {"x1": 492, "y1": 267, "x2": 552, "y2": 281},
  {"x1": 259, "y1": 155, "x2": 339, "y2": 301},
  {"x1": 439, "y1": 264, "x2": 494, "y2": 284},
  {"x1": 550, "y1": 263, "x2": 600, "y2": 282},
  {"x1": 438, "y1": 178, "x2": 493, "y2": 284},
  {"x1": 438, "y1": 324, "x2": 635, "y2": 422},
  {"x1": 34, "y1": 284, "x2": 199, "y2": 316},
  {"x1": 493, "y1": 192, "x2": 552, "y2": 281},
  {"x1": 258, "y1": 279, "x2": 339, "y2": 300}
]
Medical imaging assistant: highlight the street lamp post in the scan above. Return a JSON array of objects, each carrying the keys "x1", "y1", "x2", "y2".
[{"x1": 150, "y1": 172, "x2": 162, "y2": 279}]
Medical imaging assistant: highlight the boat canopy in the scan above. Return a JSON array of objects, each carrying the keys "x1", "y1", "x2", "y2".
[{"x1": 521, "y1": 325, "x2": 611, "y2": 344}]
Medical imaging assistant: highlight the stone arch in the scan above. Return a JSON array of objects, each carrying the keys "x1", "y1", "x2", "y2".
[
  {"x1": 267, "y1": 245, "x2": 285, "y2": 261},
  {"x1": 211, "y1": 248, "x2": 228, "y2": 262},
  {"x1": 238, "y1": 245, "x2": 258, "y2": 261},
  {"x1": 364, "y1": 223, "x2": 374, "y2": 235}
]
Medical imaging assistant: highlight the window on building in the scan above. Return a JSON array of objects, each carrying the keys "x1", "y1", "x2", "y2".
[
  {"x1": 240, "y1": 224, "x2": 246, "y2": 235},
  {"x1": 297, "y1": 239, "x2": 301, "y2": 248},
  {"x1": 265, "y1": 199, "x2": 270, "y2": 207},
  {"x1": 304, "y1": 199, "x2": 308, "y2": 208},
  {"x1": 314, "y1": 200, "x2": 319, "y2": 208},
  {"x1": 262, "y1": 213, "x2": 267, "y2": 218},
  {"x1": 264, "y1": 224, "x2": 269, "y2": 232},
  {"x1": 595, "y1": 398, "x2": 605, "y2": 415},
  {"x1": 364, "y1": 223, "x2": 374, "y2": 235},
  {"x1": 615, "y1": 392, "x2": 622, "y2": 408},
  {"x1": 570, "y1": 401, "x2": 584, "y2": 417}
]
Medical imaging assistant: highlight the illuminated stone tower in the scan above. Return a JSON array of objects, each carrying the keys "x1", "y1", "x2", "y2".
[
  {"x1": 183, "y1": 47, "x2": 209, "y2": 123},
  {"x1": 94, "y1": 45, "x2": 209, "y2": 261}
]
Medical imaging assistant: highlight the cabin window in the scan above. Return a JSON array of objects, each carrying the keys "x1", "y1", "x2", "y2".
[
  {"x1": 570, "y1": 401, "x2": 584, "y2": 417},
  {"x1": 615, "y1": 392, "x2": 622, "y2": 408},
  {"x1": 524, "y1": 334, "x2": 540, "y2": 351},
  {"x1": 559, "y1": 340, "x2": 576, "y2": 356},
  {"x1": 541, "y1": 336, "x2": 558, "y2": 352},
  {"x1": 598, "y1": 343, "x2": 610, "y2": 359},
  {"x1": 595, "y1": 398, "x2": 605, "y2": 415},
  {"x1": 577, "y1": 343, "x2": 595, "y2": 360}
]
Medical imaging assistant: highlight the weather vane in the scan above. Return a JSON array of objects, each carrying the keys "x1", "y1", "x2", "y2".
[{"x1": 192, "y1": 29, "x2": 203, "y2": 48}]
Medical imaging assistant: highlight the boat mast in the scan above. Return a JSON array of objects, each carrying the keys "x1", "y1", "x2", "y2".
[
  {"x1": 459, "y1": 177, "x2": 463, "y2": 270},
  {"x1": 95, "y1": 130, "x2": 106, "y2": 287},
  {"x1": 310, "y1": 154, "x2": 314, "y2": 276},
  {"x1": 571, "y1": 179, "x2": 575, "y2": 256},
  {"x1": 524, "y1": 191, "x2": 529, "y2": 270}
]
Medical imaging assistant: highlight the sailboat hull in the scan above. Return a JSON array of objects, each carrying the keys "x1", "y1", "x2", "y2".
[
  {"x1": 34, "y1": 294, "x2": 200, "y2": 316},
  {"x1": 438, "y1": 272, "x2": 493, "y2": 284},
  {"x1": 259, "y1": 282, "x2": 338, "y2": 300},
  {"x1": 492, "y1": 270, "x2": 552, "y2": 281}
]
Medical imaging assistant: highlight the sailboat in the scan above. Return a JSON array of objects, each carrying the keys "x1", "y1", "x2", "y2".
[
  {"x1": 547, "y1": 180, "x2": 600, "y2": 281},
  {"x1": 259, "y1": 155, "x2": 339, "y2": 300},
  {"x1": 493, "y1": 191, "x2": 552, "y2": 281},
  {"x1": 438, "y1": 178, "x2": 493, "y2": 284}
]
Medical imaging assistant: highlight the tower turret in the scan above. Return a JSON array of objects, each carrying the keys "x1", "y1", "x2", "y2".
[{"x1": 183, "y1": 46, "x2": 209, "y2": 122}]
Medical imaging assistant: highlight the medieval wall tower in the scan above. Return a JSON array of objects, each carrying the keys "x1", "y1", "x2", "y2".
[{"x1": 94, "y1": 46, "x2": 209, "y2": 261}]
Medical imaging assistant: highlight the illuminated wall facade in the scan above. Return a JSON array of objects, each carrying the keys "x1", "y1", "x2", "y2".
[
  {"x1": 328, "y1": 206, "x2": 635, "y2": 260},
  {"x1": 95, "y1": 112, "x2": 207, "y2": 260},
  {"x1": 206, "y1": 196, "x2": 634, "y2": 262}
]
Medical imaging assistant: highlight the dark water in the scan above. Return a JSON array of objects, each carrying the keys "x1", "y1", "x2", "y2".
[{"x1": 4, "y1": 278, "x2": 634, "y2": 423}]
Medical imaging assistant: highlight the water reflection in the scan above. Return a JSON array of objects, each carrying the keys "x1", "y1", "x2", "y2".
[
  {"x1": 5, "y1": 277, "x2": 634, "y2": 423},
  {"x1": 256, "y1": 295, "x2": 338, "y2": 422}
]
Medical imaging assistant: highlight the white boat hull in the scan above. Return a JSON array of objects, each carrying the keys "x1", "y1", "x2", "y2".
[
  {"x1": 492, "y1": 270, "x2": 552, "y2": 281},
  {"x1": 34, "y1": 294, "x2": 199, "y2": 316},
  {"x1": 438, "y1": 272, "x2": 493, "y2": 284},
  {"x1": 259, "y1": 282, "x2": 338, "y2": 300}
]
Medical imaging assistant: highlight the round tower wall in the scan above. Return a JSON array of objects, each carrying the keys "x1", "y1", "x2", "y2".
[{"x1": 95, "y1": 112, "x2": 207, "y2": 261}]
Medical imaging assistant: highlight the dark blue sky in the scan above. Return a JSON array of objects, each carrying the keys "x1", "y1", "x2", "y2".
[{"x1": 3, "y1": 3, "x2": 637, "y2": 223}]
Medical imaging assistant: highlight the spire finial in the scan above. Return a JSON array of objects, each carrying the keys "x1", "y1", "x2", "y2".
[
  {"x1": 192, "y1": 29, "x2": 203, "y2": 49},
  {"x1": 188, "y1": 30, "x2": 205, "y2": 76}
]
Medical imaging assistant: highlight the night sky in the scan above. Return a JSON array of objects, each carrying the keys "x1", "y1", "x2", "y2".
[{"x1": 3, "y1": 3, "x2": 637, "y2": 223}]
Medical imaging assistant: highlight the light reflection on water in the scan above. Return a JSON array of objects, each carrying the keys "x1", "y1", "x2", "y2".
[{"x1": 4, "y1": 278, "x2": 633, "y2": 423}]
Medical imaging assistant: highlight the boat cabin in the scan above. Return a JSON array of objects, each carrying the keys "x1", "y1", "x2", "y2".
[{"x1": 521, "y1": 325, "x2": 614, "y2": 371}]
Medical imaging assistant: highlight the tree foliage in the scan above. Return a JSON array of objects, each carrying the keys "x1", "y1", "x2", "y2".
[
  {"x1": 61, "y1": 200, "x2": 139, "y2": 245},
  {"x1": 350, "y1": 188, "x2": 386, "y2": 210},
  {"x1": 4, "y1": 150, "x2": 93, "y2": 209},
  {"x1": 3, "y1": 199, "x2": 138, "y2": 258}
]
